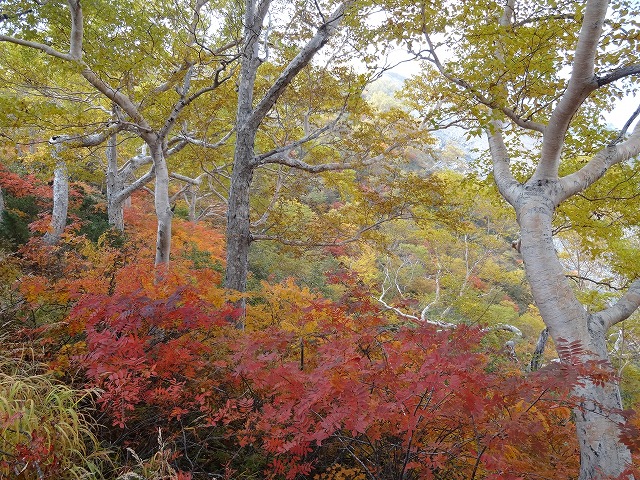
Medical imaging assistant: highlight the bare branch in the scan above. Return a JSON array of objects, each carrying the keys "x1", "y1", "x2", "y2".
[
  {"x1": 252, "y1": 111, "x2": 344, "y2": 165},
  {"x1": 169, "y1": 172, "x2": 203, "y2": 185},
  {"x1": 609, "y1": 103, "x2": 640, "y2": 146},
  {"x1": 595, "y1": 280, "x2": 640, "y2": 329},
  {"x1": 485, "y1": 323, "x2": 523, "y2": 337},
  {"x1": 566, "y1": 274, "x2": 625, "y2": 291},
  {"x1": 179, "y1": 129, "x2": 235, "y2": 149},
  {"x1": 0, "y1": 35, "x2": 74, "y2": 61},
  {"x1": 48, "y1": 123, "x2": 124, "y2": 148},
  {"x1": 596, "y1": 64, "x2": 640, "y2": 88}
]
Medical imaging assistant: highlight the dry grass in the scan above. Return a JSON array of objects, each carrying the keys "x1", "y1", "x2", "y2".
[{"x1": 0, "y1": 349, "x2": 109, "y2": 479}]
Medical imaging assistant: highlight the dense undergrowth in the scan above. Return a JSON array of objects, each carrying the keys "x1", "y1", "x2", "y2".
[{"x1": 0, "y1": 170, "x2": 638, "y2": 479}]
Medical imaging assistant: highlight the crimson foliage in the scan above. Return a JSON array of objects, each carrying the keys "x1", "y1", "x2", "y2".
[{"x1": 68, "y1": 278, "x2": 583, "y2": 479}]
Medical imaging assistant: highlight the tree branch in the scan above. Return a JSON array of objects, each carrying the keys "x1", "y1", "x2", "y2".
[
  {"x1": 559, "y1": 116, "x2": 640, "y2": 201},
  {"x1": 609, "y1": 103, "x2": 640, "y2": 145},
  {"x1": 0, "y1": 35, "x2": 74, "y2": 61},
  {"x1": 48, "y1": 123, "x2": 124, "y2": 148},
  {"x1": 486, "y1": 122, "x2": 520, "y2": 205},
  {"x1": 246, "y1": 1, "x2": 351, "y2": 131},
  {"x1": 179, "y1": 129, "x2": 234, "y2": 149},
  {"x1": 596, "y1": 64, "x2": 640, "y2": 87},
  {"x1": 67, "y1": 0, "x2": 83, "y2": 59},
  {"x1": 594, "y1": 279, "x2": 640, "y2": 329},
  {"x1": 536, "y1": 0, "x2": 607, "y2": 180},
  {"x1": 113, "y1": 166, "x2": 156, "y2": 204},
  {"x1": 566, "y1": 273, "x2": 625, "y2": 291},
  {"x1": 169, "y1": 172, "x2": 203, "y2": 185},
  {"x1": 420, "y1": 33, "x2": 546, "y2": 134},
  {"x1": 252, "y1": 111, "x2": 344, "y2": 166}
]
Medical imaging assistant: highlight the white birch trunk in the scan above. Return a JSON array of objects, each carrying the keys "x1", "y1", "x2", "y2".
[
  {"x1": 149, "y1": 139, "x2": 172, "y2": 275},
  {"x1": 105, "y1": 133, "x2": 125, "y2": 231},
  {"x1": 42, "y1": 159, "x2": 69, "y2": 245},
  {"x1": 514, "y1": 185, "x2": 633, "y2": 479}
]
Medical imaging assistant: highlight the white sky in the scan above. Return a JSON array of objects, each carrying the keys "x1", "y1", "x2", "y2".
[{"x1": 385, "y1": 48, "x2": 639, "y2": 131}]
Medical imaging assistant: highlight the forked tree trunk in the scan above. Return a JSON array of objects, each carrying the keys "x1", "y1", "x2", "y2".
[
  {"x1": 516, "y1": 188, "x2": 632, "y2": 479},
  {"x1": 43, "y1": 159, "x2": 69, "y2": 245},
  {"x1": 223, "y1": 0, "x2": 350, "y2": 298}
]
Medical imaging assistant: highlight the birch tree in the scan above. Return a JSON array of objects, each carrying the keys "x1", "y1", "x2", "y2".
[
  {"x1": 387, "y1": 0, "x2": 640, "y2": 477},
  {"x1": 0, "y1": 0, "x2": 236, "y2": 273}
]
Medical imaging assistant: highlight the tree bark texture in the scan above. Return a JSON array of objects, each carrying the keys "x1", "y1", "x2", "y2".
[
  {"x1": 529, "y1": 327, "x2": 548, "y2": 372},
  {"x1": 224, "y1": 135, "x2": 254, "y2": 293},
  {"x1": 106, "y1": 133, "x2": 125, "y2": 231},
  {"x1": 223, "y1": 0, "x2": 350, "y2": 295},
  {"x1": 514, "y1": 186, "x2": 632, "y2": 479},
  {"x1": 149, "y1": 139, "x2": 172, "y2": 272},
  {"x1": 42, "y1": 159, "x2": 69, "y2": 245}
]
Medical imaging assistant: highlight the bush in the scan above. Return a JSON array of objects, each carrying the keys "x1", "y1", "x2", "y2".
[{"x1": 0, "y1": 350, "x2": 109, "y2": 479}]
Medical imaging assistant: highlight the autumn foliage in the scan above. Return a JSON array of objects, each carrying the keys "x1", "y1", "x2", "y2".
[{"x1": 1, "y1": 182, "x2": 638, "y2": 479}]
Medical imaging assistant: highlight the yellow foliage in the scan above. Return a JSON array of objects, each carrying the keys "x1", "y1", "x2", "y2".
[
  {"x1": 246, "y1": 278, "x2": 320, "y2": 334},
  {"x1": 314, "y1": 464, "x2": 367, "y2": 480},
  {"x1": 338, "y1": 243, "x2": 380, "y2": 285}
]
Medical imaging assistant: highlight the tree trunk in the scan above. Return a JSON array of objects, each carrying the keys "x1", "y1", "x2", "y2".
[
  {"x1": 105, "y1": 133, "x2": 125, "y2": 231},
  {"x1": 150, "y1": 140, "x2": 172, "y2": 275},
  {"x1": 187, "y1": 185, "x2": 197, "y2": 223},
  {"x1": 224, "y1": 131, "x2": 254, "y2": 293},
  {"x1": 43, "y1": 160, "x2": 69, "y2": 245},
  {"x1": 529, "y1": 327, "x2": 548, "y2": 372},
  {"x1": 516, "y1": 188, "x2": 632, "y2": 479},
  {"x1": 0, "y1": 186, "x2": 4, "y2": 220}
]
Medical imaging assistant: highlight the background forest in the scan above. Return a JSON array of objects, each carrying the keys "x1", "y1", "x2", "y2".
[{"x1": 1, "y1": 0, "x2": 640, "y2": 479}]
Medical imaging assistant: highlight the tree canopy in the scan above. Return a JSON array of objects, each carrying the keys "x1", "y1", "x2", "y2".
[{"x1": 1, "y1": 0, "x2": 640, "y2": 478}]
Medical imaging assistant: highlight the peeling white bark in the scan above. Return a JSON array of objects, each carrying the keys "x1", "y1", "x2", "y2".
[{"x1": 511, "y1": 169, "x2": 633, "y2": 480}]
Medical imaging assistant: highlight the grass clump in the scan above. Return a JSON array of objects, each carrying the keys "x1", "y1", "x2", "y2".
[{"x1": 0, "y1": 351, "x2": 109, "y2": 479}]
